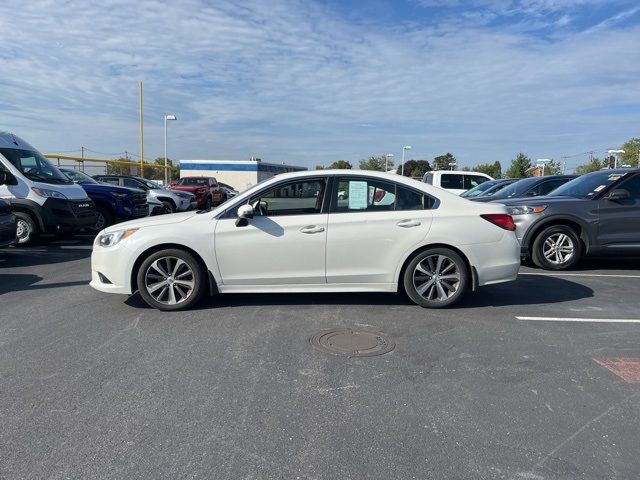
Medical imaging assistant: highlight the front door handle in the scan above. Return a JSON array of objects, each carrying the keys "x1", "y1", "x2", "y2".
[
  {"x1": 300, "y1": 225, "x2": 325, "y2": 234},
  {"x1": 397, "y1": 219, "x2": 421, "y2": 228}
]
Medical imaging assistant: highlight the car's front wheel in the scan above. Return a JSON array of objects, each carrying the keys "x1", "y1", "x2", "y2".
[
  {"x1": 403, "y1": 248, "x2": 468, "y2": 308},
  {"x1": 14, "y1": 212, "x2": 38, "y2": 245},
  {"x1": 532, "y1": 225, "x2": 582, "y2": 270},
  {"x1": 137, "y1": 249, "x2": 207, "y2": 311}
]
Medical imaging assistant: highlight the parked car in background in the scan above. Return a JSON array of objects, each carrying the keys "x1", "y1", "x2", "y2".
[
  {"x1": 147, "y1": 197, "x2": 168, "y2": 216},
  {"x1": 471, "y1": 175, "x2": 576, "y2": 203},
  {"x1": 500, "y1": 169, "x2": 640, "y2": 270},
  {"x1": 61, "y1": 168, "x2": 149, "y2": 231},
  {"x1": 218, "y1": 181, "x2": 239, "y2": 198},
  {"x1": 0, "y1": 132, "x2": 96, "y2": 244},
  {"x1": 90, "y1": 170, "x2": 520, "y2": 311},
  {"x1": 422, "y1": 170, "x2": 493, "y2": 195},
  {"x1": 93, "y1": 175, "x2": 195, "y2": 213},
  {"x1": 461, "y1": 178, "x2": 517, "y2": 198},
  {"x1": 0, "y1": 196, "x2": 17, "y2": 248},
  {"x1": 169, "y1": 176, "x2": 226, "y2": 208}
]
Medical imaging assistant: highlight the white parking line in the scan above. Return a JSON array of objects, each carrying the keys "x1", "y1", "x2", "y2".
[
  {"x1": 516, "y1": 316, "x2": 640, "y2": 323},
  {"x1": 519, "y1": 272, "x2": 640, "y2": 279}
]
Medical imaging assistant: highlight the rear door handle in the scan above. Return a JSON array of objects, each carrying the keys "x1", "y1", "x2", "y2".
[
  {"x1": 397, "y1": 219, "x2": 421, "y2": 228},
  {"x1": 300, "y1": 225, "x2": 325, "y2": 234}
]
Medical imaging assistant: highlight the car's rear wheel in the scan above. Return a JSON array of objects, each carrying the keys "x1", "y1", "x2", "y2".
[
  {"x1": 137, "y1": 249, "x2": 207, "y2": 311},
  {"x1": 532, "y1": 225, "x2": 581, "y2": 270},
  {"x1": 403, "y1": 248, "x2": 468, "y2": 308}
]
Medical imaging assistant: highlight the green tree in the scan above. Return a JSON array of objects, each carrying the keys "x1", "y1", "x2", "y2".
[
  {"x1": 505, "y1": 153, "x2": 532, "y2": 178},
  {"x1": 106, "y1": 157, "x2": 135, "y2": 175},
  {"x1": 150, "y1": 157, "x2": 179, "y2": 182},
  {"x1": 472, "y1": 161, "x2": 502, "y2": 179},
  {"x1": 574, "y1": 156, "x2": 604, "y2": 175},
  {"x1": 432, "y1": 153, "x2": 456, "y2": 171},
  {"x1": 543, "y1": 159, "x2": 563, "y2": 176},
  {"x1": 328, "y1": 160, "x2": 352, "y2": 169},
  {"x1": 621, "y1": 138, "x2": 640, "y2": 167},
  {"x1": 315, "y1": 165, "x2": 325, "y2": 170},
  {"x1": 400, "y1": 159, "x2": 431, "y2": 177},
  {"x1": 359, "y1": 155, "x2": 392, "y2": 172}
]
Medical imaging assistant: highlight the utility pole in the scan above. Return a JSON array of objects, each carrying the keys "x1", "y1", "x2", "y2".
[
  {"x1": 139, "y1": 81, "x2": 144, "y2": 177},
  {"x1": 81, "y1": 146, "x2": 85, "y2": 171}
]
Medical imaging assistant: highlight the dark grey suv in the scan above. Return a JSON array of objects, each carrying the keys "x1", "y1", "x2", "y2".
[{"x1": 499, "y1": 169, "x2": 640, "y2": 270}]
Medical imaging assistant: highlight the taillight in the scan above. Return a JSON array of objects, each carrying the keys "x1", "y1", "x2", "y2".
[
  {"x1": 480, "y1": 214, "x2": 516, "y2": 231},
  {"x1": 374, "y1": 189, "x2": 385, "y2": 202}
]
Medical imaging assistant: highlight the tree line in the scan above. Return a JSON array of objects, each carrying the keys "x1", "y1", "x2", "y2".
[{"x1": 315, "y1": 137, "x2": 640, "y2": 179}]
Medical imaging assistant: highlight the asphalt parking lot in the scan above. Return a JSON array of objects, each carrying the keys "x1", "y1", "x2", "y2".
[{"x1": 1, "y1": 236, "x2": 639, "y2": 480}]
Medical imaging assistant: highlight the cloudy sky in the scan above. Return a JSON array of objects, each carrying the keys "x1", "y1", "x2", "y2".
[{"x1": 1, "y1": 0, "x2": 639, "y2": 171}]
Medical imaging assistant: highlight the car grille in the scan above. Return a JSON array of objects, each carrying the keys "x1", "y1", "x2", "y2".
[
  {"x1": 71, "y1": 200, "x2": 95, "y2": 218},
  {"x1": 130, "y1": 193, "x2": 147, "y2": 205}
]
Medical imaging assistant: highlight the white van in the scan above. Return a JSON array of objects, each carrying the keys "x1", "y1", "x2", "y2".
[
  {"x1": 0, "y1": 132, "x2": 96, "y2": 244},
  {"x1": 422, "y1": 170, "x2": 493, "y2": 195}
]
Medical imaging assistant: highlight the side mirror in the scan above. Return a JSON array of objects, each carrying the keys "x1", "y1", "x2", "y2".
[
  {"x1": 606, "y1": 189, "x2": 630, "y2": 202},
  {"x1": 235, "y1": 204, "x2": 254, "y2": 227},
  {"x1": 0, "y1": 170, "x2": 16, "y2": 186}
]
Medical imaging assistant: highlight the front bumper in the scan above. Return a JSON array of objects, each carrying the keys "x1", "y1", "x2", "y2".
[
  {"x1": 90, "y1": 244, "x2": 135, "y2": 294},
  {"x1": 39, "y1": 198, "x2": 97, "y2": 232}
]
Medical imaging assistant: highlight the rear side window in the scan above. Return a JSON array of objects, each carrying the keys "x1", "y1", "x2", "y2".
[
  {"x1": 123, "y1": 178, "x2": 140, "y2": 188},
  {"x1": 464, "y1": 175, "x2": 489, "y2": 189},
  {"x1": 423, "y1": 172, "x2": 434, "y2": 185},
  {"x1": 100, "y1": 177, "x2": 120, "y2": 186},
  {"x1": 334, "y1": 178, "x2": 435, "y2": 212},
  {"x1": 440, "y1": 174, "x2": 464, "y2": 190}
]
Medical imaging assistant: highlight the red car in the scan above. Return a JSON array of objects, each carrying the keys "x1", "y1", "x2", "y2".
[{"x1": 169, "y1": 177, "x2": 226, "y2": 208}]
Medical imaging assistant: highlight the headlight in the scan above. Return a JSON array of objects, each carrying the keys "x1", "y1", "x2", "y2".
[
  {"x1": 110, "y1": 192, "x2": 129, "y2": 200},
  {"x1": 31, "y1": 187, "x2": 67, "y2": 199},
  {"x1": 506, "y1": 205, "x2": 547, "y2": 216},
  {"x1": 95, "y1": 228, "x2": 138, "y2": 247}
]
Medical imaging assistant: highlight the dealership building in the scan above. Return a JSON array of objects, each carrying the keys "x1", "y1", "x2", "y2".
[{"x1": 179, "y1": 159, "x2": 307, "y2": 191}]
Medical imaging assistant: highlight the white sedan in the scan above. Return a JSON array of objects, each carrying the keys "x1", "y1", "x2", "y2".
[{"x1": 90, "y1": 170, "x2": 520, "y2": 311}]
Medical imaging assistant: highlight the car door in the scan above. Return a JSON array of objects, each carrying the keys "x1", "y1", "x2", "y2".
[
  {"x1": 214, "y1": 177, "x2": 329, "y2": 285},
  {"x1": 325, "y1": 176, "x2": 434, "y2": 284},
  {"x1": 596, "y1": 174, "x2": 640, "y2": 249}
]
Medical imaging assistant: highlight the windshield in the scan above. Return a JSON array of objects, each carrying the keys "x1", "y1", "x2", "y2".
[
  {"x1": 461, "y1": 180, "x2": 499, "y2": 198},
  {"x1": 177, "y1": 178, "x2": 207, "y2": 186},
  {"x1": 549, "y1": 170, "x2": 629, "y2": 199},
  {"x1": 137, "y1": 178, "x2": 162, "y2": 189},
  {"x1": 0, "y1": 148, "x2": 72, "y2": 184},
  {"x1": 61, "y1": 169, "x2": 98, "y2": 184},
  {"x1": 489, "y1": 177, "x2": 539, "y2": 199}
]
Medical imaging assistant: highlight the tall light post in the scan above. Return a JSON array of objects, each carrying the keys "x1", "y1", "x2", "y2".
[
  {"x1": 164, "y1": 114, "x2": 177, "y2": 184},
  {"x1": 385, "y1": 154, "x2": 394, "y2": 172},
  {"x1": 401, "y1": 145, "x2": 412, "y2": 176},
  {"x1": 448, "y1": 162, "x2": 456, "y2": 171},
  {"x1": 536, "y1": 158, "x2": 552, "y2": 176},
  {"x1": 606, "y1": 150, "x2": 625, "y2": 169}
]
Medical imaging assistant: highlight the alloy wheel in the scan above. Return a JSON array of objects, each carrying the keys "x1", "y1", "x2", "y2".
[
  {"x1": 144, "y1": 256, "x2": 195, "y2": 305},
  {"x1": 542, "y1": 233, "x2": 574, "y2": 265},
  {"x1": 16, "y1": 219, "x2": 31, "y2": 243},
  {"x1": 413, "y1": 254, "x2": 461, "y2": 302}
]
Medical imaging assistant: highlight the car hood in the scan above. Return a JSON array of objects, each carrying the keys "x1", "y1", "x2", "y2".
[
  {"x1": 169, "y1": 185, "x2": 202, "y2": 193},
  {"x1": 493, "y1": 195, "x2": 586, "y2": 206},
  {"x1": 103, "y1": 211, "x2": 198, "y2": 232},
  {"x1": 81, "y1": 184, "x2": 144, "y2": 195}
]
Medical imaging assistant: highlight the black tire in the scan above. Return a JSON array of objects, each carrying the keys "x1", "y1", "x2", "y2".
[
  {"x1": 91, "y1": 204, "x2": 114, "y2": 232},
  {"x1": 136, "y1": 249, "x2": 207, "y2": 311},
  {"x1": 161, "y1": 200, "x2": 175, "y2": 213},
  {"x1": 532, "y1": 225, "x2": 582, "y2": 270},
  {"x1": 14, "y1": 212, "x2": 38, "y2": 245},
  {"x1": 403, "y1": 247, "x2": 468, "y2": 308}
]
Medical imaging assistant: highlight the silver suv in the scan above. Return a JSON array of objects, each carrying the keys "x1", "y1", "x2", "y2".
[{"x1": 94, "y1": 175, "x2": 196, "y2": 212}]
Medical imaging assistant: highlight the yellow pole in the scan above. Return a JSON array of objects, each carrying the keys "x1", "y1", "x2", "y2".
[{"x1": 139, "y1": 81, "x2": 144, "y2": 176}]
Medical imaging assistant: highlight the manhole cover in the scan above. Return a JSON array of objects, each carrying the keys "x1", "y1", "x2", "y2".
[{"x1": 309, "y1": 328, "x2": 395, "y2": 357}]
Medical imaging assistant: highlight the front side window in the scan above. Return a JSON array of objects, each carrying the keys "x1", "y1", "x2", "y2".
[
  {"x1": 617, "y1": 175, "x2": 640, "y2": 199},
  {"x1": 123, "y1": 178, "x2": 141, "y2": 189},
  {"x1": 440, "y1": 174, "x2": 464, "y2": 190},
  {"x1": 251, "y1": 179, "x2": 327, "y2": 217},
  {"x1": 0, "y1": 148, "x2": 71, "y2": 185}
]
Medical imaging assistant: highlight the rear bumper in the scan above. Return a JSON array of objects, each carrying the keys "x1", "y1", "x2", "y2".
[
  {"x1": 0, "y1": 213, "x2": 17, "y2": 247},
  {"x1": 463, "y1": 233, "x2": 521, "y2": 287}
]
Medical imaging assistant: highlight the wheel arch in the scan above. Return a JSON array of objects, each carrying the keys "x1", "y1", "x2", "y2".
[
  {"x1": 524, "y1": 216, "x2": 590, "y2": 255},
  {"x1": 9, "y1": 201, "x2": 45, "y2": 232},
  {"x1": 130, "y1": 243, "x2": 218, "y2": 295},
  {"x1": 156, "y1": 196, "x2": 177, "y2": 209},
  {"x1": 397, "y1": 243, "x2": 475, "y2": 293}
]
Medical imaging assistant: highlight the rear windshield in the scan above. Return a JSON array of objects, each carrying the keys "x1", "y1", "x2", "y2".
[
  {"x1": 489, "y1": 177, "x2": 539, "y2": 199},
  {"x1": 461, "y1": 180, "x2": 499, "y2": 198}
]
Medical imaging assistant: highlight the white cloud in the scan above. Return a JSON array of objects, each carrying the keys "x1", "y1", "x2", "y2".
[{"x1": 0, "y1": 0, "x2": 638, "y2": 170}]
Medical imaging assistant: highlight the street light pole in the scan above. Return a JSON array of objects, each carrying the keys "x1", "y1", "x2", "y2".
[
  {"x1": 164, "y1": 114, "x2": 177, "y2": 185},
  {"x1": 385, "y1": 154, "x2": 394, "y2": 172},
  {"x1": 401, "y1": 146, "x2": 412, "y2": 176},
  {"x1": 536, "y1": 158, "x2": 551, "y2": 176},
  {"x1": 607, "y1": 150, "x2": 625, "y2": 169}
]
